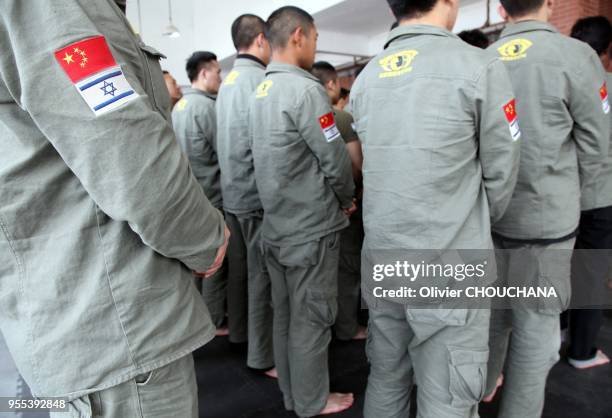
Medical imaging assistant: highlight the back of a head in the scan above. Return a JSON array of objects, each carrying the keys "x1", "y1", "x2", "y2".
[
  {"x1": 311, "y1": 61, "x2": 337, "y2": 85},
  {"x1": 265, "y1": 6, "x2": 314, "y2": 50},
  {"x1": 458, "y1": 29, "x2": 489, "y2": 49},
  {"x1": 231, "y1": 14, "x2": 266, "y2": 52},
  {"x1": 186, "y1": 51, "x2": 217, "y2": 82},
  {"x1": 386, "y1": 0, "x2": 438, "y2": 20},
  {"x1": 499, "y1": 0, "x2": 545, "y2": 18},
  {"x1": 571, "y1": 16, "x2": 612, "y2": 56}
]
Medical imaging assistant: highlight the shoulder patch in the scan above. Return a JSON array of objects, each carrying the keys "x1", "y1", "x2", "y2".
[
  {"x1": 600, "y1": 82, "x2": 610, "y2": 114},
  {"x1": 379, "y1": 50, "x2": 418, "y2": 78},
  {"x1": 176, "y1": 98, "x2": 188, "y2": 111},
  {"x1": 54, "y1": 36, "x2": 138, "y2": 116},
  {"x1": 319, "y1": 112, "x2": 341, "y2": 142},
  {"x1": 256, "y1": 80, "x2": 273, "y2": 98},
  {"x1": 224, "y1": 70, "x2": 240, "y2": 86},
  {"x1": 497, "y1": 39, "x2": 533, "y2": 61},
  {"x1": 503, "y1": 99, "x2": 521, "y2": 141}
]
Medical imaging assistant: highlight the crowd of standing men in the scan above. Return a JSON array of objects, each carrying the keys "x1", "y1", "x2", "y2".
[{"x1": 0, "y1": 0, "x2": 610, "y2": 417}]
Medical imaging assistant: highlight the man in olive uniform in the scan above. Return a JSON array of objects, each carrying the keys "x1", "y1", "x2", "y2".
[
  {"x1": 249, "y1": 6, "x2": 356, "y2": 417},
  {"x1": 484, "y1": 1, "x2": 610, "y2": 417},
  {"x1": 312, "y1": 61, "x2": 367, "y2": 341},
  {"x1": 0, "y1": 1, "x2": 228, "y2": 417},
  {"x1": 564, "y1": 15, "x2": 612, "y2": 370},
  {"x1": 172, "y1": 51, "x2": 229, "y2": 335},
  {"x1": 216, "y1": 14, "x2": 275, "y2": 374},
  {"x1": 350, "y1": 0, "x2": 521, "y2": 416}
]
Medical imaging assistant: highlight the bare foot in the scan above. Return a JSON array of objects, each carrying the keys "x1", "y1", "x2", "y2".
[
  {"x1": 319, "y1": 392, "x2": 354, "y2": 415},
  {"x1": 264, "y1": 367, "x2": 278, "y2": 379},
  {"x1": 482, "y1": 374, "x2": 503, "y2": 403},
  {"x1": 352, "y1": 326, "x2": 368, "y2": 341},
  {"x1": 215, "y1": 327, "x2": 229, "y2": 337},
  {"x1": 569, "y1": 350, "x2": 610, "y2": 369}
]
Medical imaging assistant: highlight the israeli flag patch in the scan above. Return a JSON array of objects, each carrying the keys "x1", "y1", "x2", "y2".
[{"x1": 55, "y1": 36, "x2": 138, "y2": 116}]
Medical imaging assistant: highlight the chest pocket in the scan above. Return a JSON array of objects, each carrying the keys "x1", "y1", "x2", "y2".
[{"x1": 138, "y1": 42, "x2": 171, "y2": 119}]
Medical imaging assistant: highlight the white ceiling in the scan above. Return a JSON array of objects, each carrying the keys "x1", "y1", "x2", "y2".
[{"x1": 314, "y1": 0, "x2": 395, "y2": 37}]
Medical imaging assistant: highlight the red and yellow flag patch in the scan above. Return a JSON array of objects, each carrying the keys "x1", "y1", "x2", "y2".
[
  {"x1": 54, "y1": 36, "x2": 138, "y2": 116},
  {"x1": 503, "y1": 99, "x2": 521, "y2": 141}
]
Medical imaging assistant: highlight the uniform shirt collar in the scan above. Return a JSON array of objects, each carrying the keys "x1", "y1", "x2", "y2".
[
  {"x1": 235, "y1": 54, "x2": 267, "y2": 69},
  {"x1": 235, "y1": 54, "x2": 266, "y2": 68},
  {"x1": 385, "y1": 24, "x2": 458, "y2": 49},
  {"x1": 500, "y1": 20, "x2": 557, "y2": 38},
  {"x1": 266, "y1": 62, "x2": 320, "y2": 82},
  {"x1": 182, "y1": 87, "x2": 216, "y2": 101}
]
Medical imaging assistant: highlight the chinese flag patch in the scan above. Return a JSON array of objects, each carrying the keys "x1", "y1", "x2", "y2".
[
  {"x1": 503, "y1": 99, "x2": 521, "y2": 141},
  {"x1": 54, "y1": 36, "x2": 138, "y2": 116},
  {"x1": 503, "y1": 99, "x2": 517, "y2": 123},
  {"x1": 319, "y1": 112, "x2": 340, "y2": 142},
  {"x1": 600, "y1": 82, "x2": 610, "y2": 114}
]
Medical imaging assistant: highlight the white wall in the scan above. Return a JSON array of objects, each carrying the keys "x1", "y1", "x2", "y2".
[
  {"x1": 126, "y1": 0, "x2": 505, "y2": 84},
  {"x1": 127, "y1": 0, "x2": 344, "y2": 85},
  {"x1": 126, "y1": 0, "x2": 196, "y2": 85}
]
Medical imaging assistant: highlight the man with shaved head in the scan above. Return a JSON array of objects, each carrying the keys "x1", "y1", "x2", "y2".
[
  {"x1": 216, "y1": 13, "x2": 276, "y2": 377},
  {"x1": 250, "y1": 6, "x2": 356, "y2": 417}
]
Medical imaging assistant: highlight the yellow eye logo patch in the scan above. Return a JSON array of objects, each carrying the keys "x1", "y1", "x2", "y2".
[
  {"x1": 255, "y1": 80, "x2": 273, "y2": 98},
  {"x1": 497, "y1": 39, "x2": 533, "y2": 61},
  {"x1": 224, "y1": 70, "x2": 240, "y2": 85},
  {"x1": 379, "y1": 50, "x2": 418, "y2": 78},
  {"x1": 176, "y1": 98, "x2": 188, "y2": 111}
]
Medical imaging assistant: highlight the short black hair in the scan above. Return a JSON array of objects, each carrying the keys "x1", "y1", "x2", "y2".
[
  {"x1": 311, "y1": 61, "x2": 337, "y2": 85},
  {"x1": 162, "y1": 70, "x2": 169, "y2": 75},
  {"x1": 386, "y1": 0, "x2": 438, "y2": 20},
  {"x1": 499, "y1": 0, "x2": 545, "y2": 18},
  {"x1": 265, "y1": 6, "x2": 314, "y2": 49},
  {"x1": 231, "y1": 14, "x2": 266, "y2": 51},
  {"x1": 185, "y1": 51, "x2": 217, "y2": 82},
  {"x1": 458, "y1": 29, "x2": 490, "y2": 49},
  {"x1": 340, "y1": 88, "x2": 350, "y2": 100},
  {"x1": 571, "y1": 16, "x2": 612, "y2": 56}
]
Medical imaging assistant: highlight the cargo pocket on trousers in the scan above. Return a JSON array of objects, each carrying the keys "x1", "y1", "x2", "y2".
[
  {"x1": 448, "y1": 347, "x2": 488, "y2": 408},
  {"x1": 66, "y1": 394, "x2": 93, "y2": 418},
  {"x1": 536, "y1": 248, "x2": 572, "y2": 315},
  {"x1": 135, "y1": 370, "x2": 154, "y2": 386},
  {"x1": 405, "y1": 308, "x2": 468, "y2": 327},
  {"x1": 306, "y1": 289, "x2": 338, "y2": 327},
  {"x1": 278, "y1": 240, "x2": 319, "y2": 268}
]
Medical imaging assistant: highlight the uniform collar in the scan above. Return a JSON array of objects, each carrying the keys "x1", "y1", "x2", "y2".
[
  {"x1": 266, "y1": 62, "x2": 320, "y2": 82},
  {"x1": 385, "y1": 24, "x2": 458, "y2": 49},
  {"x1": 235, "y1": 54, "x2": 266, "y2": 69},
  {"x1": 500, "y1": 20, "x2": 557, "y2": 38},
  {"x1": 182, "y1": 87, "x2": 216, "y2": 101}
]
